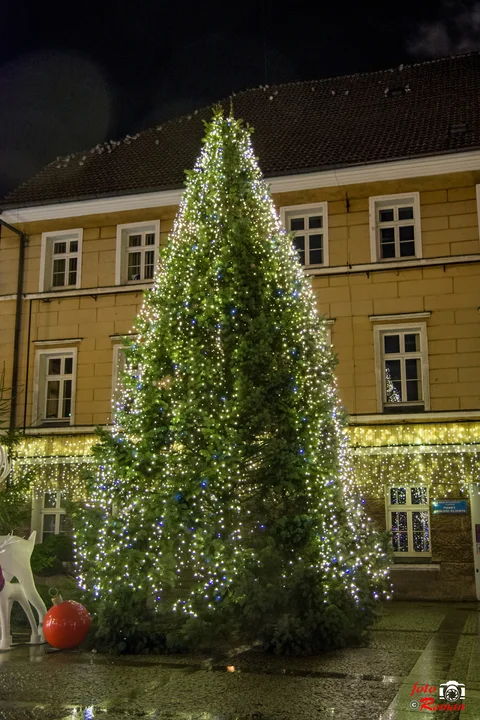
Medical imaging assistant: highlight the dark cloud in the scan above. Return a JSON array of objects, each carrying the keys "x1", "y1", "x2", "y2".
[
  {"x1": 0, "y1": 50, "x2": 111, "y2": 195},
  {"x1": 408, "y1": 1, "x2": 480, "y2": 58},
  {"x1": 137, "y1": 32, "x2": 296, "y2": 131}
]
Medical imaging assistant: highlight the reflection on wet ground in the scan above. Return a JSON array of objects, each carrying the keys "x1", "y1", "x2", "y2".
[{"x1": 0, "y1": 601, "x2": 479, "y2": 719}]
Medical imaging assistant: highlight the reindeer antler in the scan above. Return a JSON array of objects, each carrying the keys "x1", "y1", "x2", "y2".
[{"x1": 0, "y1": 533, "x2": 21, "y2": 555}]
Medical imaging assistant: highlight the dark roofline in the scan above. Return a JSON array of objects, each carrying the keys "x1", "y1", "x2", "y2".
[
  {"x1": 233, "y1": 50, "x2": 480, "y2": 94},
  {"x1": 3, "y1": 144, "x2": 480, "y2": 212},
  {"x1": 3, "y1": 51, "x2": 479, "y2": 211},
  {"x1": 19, "y1": 50, "x2": 480, "y2": 173}
]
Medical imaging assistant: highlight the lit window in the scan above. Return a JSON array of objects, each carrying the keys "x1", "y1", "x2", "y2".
[
  {"x1": 40, "y1": 230, "x2": 83, "y2": 292},
  {"x1": 41, "y1": 491, "x2": 66, "y2": 539},
  {"x1": 280, "y1": 203, "x2": 329, "y2": 268},
  {"x1": 370, "y1": 194, "x2": 421, "y2": 262},
  {"x1": 32, "y1": 490, "x2": 67, "y2": 542},
  {"x1": 34, "y1": 350, "x2": 77, "y2": 426},
  {"x1": 116, "y1": 221, "x2": 160, "y2": 285},
  {"x1": 374, "y1": 324, "x2": 429, "y2": 414},
  {"x1": 386, "y1": 486, "x2": 431, "y2": 557}
]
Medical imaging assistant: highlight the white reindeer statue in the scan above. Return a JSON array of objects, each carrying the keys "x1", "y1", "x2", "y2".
[{"x1": 0, "y1": 532, "x2": 47, "y2": 650}]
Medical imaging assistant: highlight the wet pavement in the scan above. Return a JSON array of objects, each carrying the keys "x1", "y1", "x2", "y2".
[{"x1": 0, "y1": 601, "x2": 479, "y2": 719}]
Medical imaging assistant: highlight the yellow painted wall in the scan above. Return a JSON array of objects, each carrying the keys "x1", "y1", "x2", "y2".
[{"x1": 0, "y1": 170, "x2": 479, "y2": 426}]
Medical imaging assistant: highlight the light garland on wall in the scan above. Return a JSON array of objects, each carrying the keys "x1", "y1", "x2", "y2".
[
  {"x1": 349, "y1": 422, "x2": 480, "y2": 497},
  {"x1": 15, "y1": 434, "x2": 97, "y2": 458},
  {"x1": 349, "y1": 422, "x2": 480, "y2": 448},
  {"x1": 11, "y1": 421, "x2": 480, "y2": 459},
  {"x1": 7, "y1": 421, "x2": 480, "y2": 501},
  {"x1": 6, "y1": 435, "x2": 96, "y2": 500},
  {"x1": 9, "y1": 456, "x2": 91, "y2": 500},
  {"x1": 352, "y1": 452, "x2": 479, "y2": 498}
]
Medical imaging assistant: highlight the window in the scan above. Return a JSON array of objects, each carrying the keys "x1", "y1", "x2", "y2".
[
  {"x1": 33, "y1": 349, "x2": 77, "y2": 426},
  {"x1": 116, "y1": 221, "x2": 160, "y2": 285},
  {"x1": 386, "y1": 486, "x2": 431, "y2": 557},
  {"x1": 32, "y1": 490, "x2": 67, "y2": 542},
  {"x1": 280, "y1": 203, "x2": 329, "y2": 268},
  {"x1": 41, "y1": 491, "x2": 66, "y2": 540},
  {"x1": 369, "y1": 193, "x2": 421, "y2": 262},
  {"x1": 374, "y1": 324, "x2": 429, "y2": 414},
  {"x1": 39, "y1": 229, "x2": 83, "y2": 292}
]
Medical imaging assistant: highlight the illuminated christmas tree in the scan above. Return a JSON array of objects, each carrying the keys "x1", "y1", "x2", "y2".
[
  {"x1": 385, "y1": 366, "x2": 401, "y2": 404},
  {"x1": 75, "y1": 111, "x2": 389, "y2": 654}
]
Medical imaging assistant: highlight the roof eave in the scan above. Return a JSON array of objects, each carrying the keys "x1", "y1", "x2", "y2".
[{"x1": 3, "y1": 145, "x2": 480, "y2": 212}]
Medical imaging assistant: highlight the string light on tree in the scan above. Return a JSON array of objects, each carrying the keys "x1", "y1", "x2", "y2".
[{"x1": 70, "y1": 110, "x2": 392, "y2": 653}]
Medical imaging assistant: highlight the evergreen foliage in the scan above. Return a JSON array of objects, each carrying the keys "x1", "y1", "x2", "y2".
[{"x1": 75, "y1": 111, "x2": 389, "y2": 654}]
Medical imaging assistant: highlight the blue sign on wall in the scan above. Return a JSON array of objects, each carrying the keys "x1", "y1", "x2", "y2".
[{"x1": 431, "y1": 499, "x2": 467, "y2": 515}]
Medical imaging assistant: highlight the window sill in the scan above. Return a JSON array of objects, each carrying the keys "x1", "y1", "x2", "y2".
[
  {"x1": 383, "y1": 404, "x2": 425, "y2": 415},
  {"x1": 375, "y1": 256, "x2": 420, "y2": 264},
  {"x1": 48, "y1": 285, "x2": 79, "y2": 293},
  {"x1": 302, "y1": 253, "x2": 480, "y2": 277},
  {"x1": 25, "y1": 425, "x2": 96, "y2": 436},
  {"x1": 38, "y1": 421, "x2": 72, "y2": 428},
  {"x1": 0, "y1": 284, "x2": 153, "y2": 302}
]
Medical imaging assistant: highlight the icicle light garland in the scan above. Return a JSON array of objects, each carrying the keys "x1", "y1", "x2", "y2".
[
  {"x1": 5, "y1": 435, "x2": 96, "y2": 499},
  {"x1": 349, "y1": 422, "x2": 480, "y2": 448},
  {"x1": 350, "y1": 421, "x2": 480, "y2": 497},
  {"x1": 8, "y1": 422, "x2": 480, "y2": 502}
]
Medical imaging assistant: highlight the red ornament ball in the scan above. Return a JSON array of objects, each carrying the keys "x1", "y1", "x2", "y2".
[{"x1": 43, "y1": 600, "x2": 91, "y2": 649}]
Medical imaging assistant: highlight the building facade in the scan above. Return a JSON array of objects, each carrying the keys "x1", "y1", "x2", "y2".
[{"x1": 1, "y1": 53, "x2": 480, "y2": 600}]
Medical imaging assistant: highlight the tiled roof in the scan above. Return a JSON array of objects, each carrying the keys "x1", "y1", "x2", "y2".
[{"x1": 3, "y1": 52, "x2": 480, "y2": 209}]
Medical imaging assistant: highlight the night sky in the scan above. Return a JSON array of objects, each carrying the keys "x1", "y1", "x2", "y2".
[{"x1": 1, "y1": 0, "x2": 479, "y2": 199}]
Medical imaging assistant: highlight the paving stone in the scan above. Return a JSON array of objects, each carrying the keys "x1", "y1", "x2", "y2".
[{"x1": 0, "y1": 601, "x2": 479, "y2": 720}]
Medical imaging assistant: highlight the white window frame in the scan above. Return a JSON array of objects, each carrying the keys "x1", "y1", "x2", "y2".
[
  {"x1": 385, "y1": 485, "x2": 431, "y2": 558},
  {"x1": 280, "y1": 203, "x2": 329, "y2": 268},
  {"x1": 32, "y1": 348, "x2": 77, "y2": 426},
  {"x1": 373, "y1": 322, "x2": 430, "y2": 413},
  {"x1": 39, "y1": 229, "x2": 83, "y2": 292},
  {"x1": 369, "y1": 193, "x2": 421, "y2": 263},
  {"x1": 31, "y1": 490, "x2": 67, "y2": 543},
  {"x1": 115, "y1": 220, "x2": 160, "y2": 286}
]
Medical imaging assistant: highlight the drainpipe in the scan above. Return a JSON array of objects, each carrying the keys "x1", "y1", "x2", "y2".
[
  {"x1": 23, "y1": 299, "x2": 33, "y2": 430},
  {"x1": 0, "y1": 218, "x2": 27, "y2": 431}
]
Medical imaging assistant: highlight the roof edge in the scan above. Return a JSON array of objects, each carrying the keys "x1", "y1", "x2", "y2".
[
  {"x1": 4, "y1": 144, "x2": 480, "y2": 212},
  {"x1": 3, "y1": 148, "x2": 480, "y2": 225},
  {"x1": 4, "y1": 49, "x2": 479, "y2": 207}
]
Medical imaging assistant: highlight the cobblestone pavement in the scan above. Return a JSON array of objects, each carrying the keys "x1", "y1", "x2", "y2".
[{"x1": 0, "y1": 601, "x2": 479, "y2": 719}]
